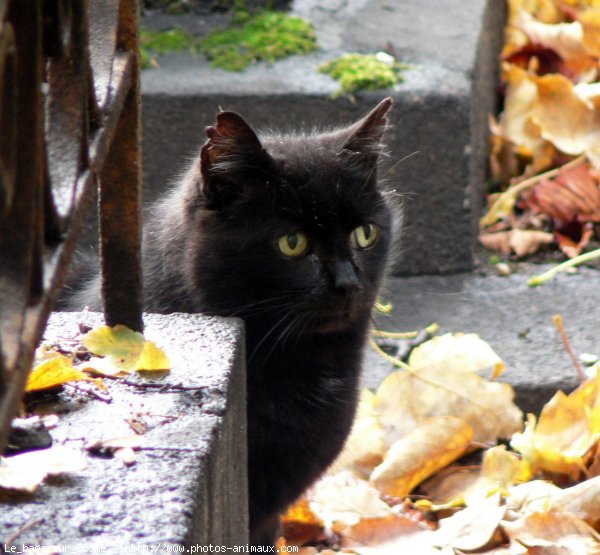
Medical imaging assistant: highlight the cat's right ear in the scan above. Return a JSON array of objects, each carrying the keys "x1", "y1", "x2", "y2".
[
  {"x1": 200, "y1": 111, "x2": 271, "y2": 209},
  {"x1": 339, "y1": 97, "x2": 392, "y2": 165}
]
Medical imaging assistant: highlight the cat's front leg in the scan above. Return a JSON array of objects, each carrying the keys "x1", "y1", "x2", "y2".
[{"x1": 249, "y1": 510, "x2": 280, "y2": 549}]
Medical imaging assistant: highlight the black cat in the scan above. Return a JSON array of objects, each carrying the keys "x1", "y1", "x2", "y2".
[{"x1": 69, "y1": 98, "x2": 397, "y2": 545}]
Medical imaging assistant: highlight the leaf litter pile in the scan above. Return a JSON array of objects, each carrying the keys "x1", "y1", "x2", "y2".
[
  {"x1": 0, "y1": 324, "x2": 171, "y2": 493},
  {"x1": 480, "y1": 0, "x2": 600, "y2": 270},
  {"x1": 277, "y1": 328, "x2": 600, "y2": 554}
]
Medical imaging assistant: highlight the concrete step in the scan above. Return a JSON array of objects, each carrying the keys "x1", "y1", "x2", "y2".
[
  {"x1": 1, "y1": 312, "x2": 247, "y2": 550},
  {"x1": 365, "y1": 266, "x2": 600, "y2": 415},
  {"x1": 140, "y1": 0, "x2": 505, "y2": 275}
]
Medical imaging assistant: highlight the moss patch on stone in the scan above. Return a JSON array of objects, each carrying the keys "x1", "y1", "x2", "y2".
[
  {"x1": 201, "y1": 10, "x2": 318, "y2": 71},
  {"x1": 140, "y1": 28, "x2": 201, "y2": 68},
  {"x1": 319, "y1": 53, "x2": 409, "y2": 96}
]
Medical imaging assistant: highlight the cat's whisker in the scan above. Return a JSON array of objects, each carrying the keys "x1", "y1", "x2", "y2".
[
  {"x1": 248, "y1": 309, "x2": 299, "y2": 363},
  {"x1": 383, "y1": 150, "x2": 421, "y2": 177},
  {"x1": 225, "y1": 294, "x2": 298, "y2": 318}
]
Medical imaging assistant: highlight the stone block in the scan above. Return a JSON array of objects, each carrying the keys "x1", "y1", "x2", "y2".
[{"x1": 0, "y1": 312, "x2": 247, "y2": 551}]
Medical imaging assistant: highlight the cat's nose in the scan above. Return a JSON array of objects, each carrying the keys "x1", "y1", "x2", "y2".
[{"x1": 333, "y1": 259, "x2": 359, "y2": 295}]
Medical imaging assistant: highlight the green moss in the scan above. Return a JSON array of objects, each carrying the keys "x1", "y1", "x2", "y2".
[
  {"x1": 140, "y1": 28, "x2": 201, "y2": 68},
  {"x1": 319, "y1": 53, "x2": 409, "y2": 96},
  {"x1": 201, "y1": 10, "x2": 318, "y2": 71}
]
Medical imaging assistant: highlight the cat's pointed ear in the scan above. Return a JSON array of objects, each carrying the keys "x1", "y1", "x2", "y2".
[
  {"x1": 200, "y1": 110, "x2": 270, "y2": 209},
  {"x1": 339, "y1": 97, "x2": 392, "y2": 162}
]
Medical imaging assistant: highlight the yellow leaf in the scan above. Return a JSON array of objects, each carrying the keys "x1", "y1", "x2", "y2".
[
  {"x1": 77, "y1": 356, "x2": 127, "y2": 377},
  {"x1": 82, "y1": 324, "x2": 170, "y2": 374},
  {"x1": 432, "y1": 493, "x2": 506, "y2": 552},
  {"x1": 280, "y1": 497, "x2": 324, "y2": 547},
  {"x1": 420, "y1": 446, "x2": 531, "y2": 511},
  {"x1": 498, "y1": 64, "x2": 543, "y2": 153},
  {"x1": 82, "y1": 325, "x2": 145, "y2": 372},
  {"x1": 503, "y1": 511, "x2": 600, "y2": 552},
  {"x1": 549, "y1": 475, "x2": 600, "y2": 528},
  {"x1": 419, "y1": 466, "x2": 481, "y2": 507},
  {"x1": 25, "y1": 355, "x2": 86, "y2": 392},
  {"x1": 516, "y1": 11, "x2": 590, "y2": 64},
  {"x1": 135, "y1": 339, "x2": 171, "y2": 372},
  {"x1": 532, "y1": 73, "x2": 600, "y2": 155},
  {"x1": 506, "y1": 479, "x2": 561, "y2": 512},
  {"x1": 408, "y1": 332, "x2": 505, "y2": 378},
  {"x1": 370, "y1": 416, "x2": 473, "y2": 498},
  {"x1": 581, "y1": 7, "x2": 600, "y2": 56},
  {"x1": 479, "y1": 187, "x2": 523, "y2": 227},
  {"x1": 480, "y1": 445, "x2": 532, "y2": 492},
  {"x1": 328, "y1": 389, "x2": 386, "y2": 477},
  {"x1": 511, "y1": 369, "x2": 600, "y2": 479},
  {"x1": 507, "y1": 0, "x2": 561, "y2": 26},
  {"x1": 376, "y1": 334, "x2": 522, "y2": 446}
]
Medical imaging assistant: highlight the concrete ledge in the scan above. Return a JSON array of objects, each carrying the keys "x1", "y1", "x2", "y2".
[
  {"x1": 1, "y1": 312, "x2": 247, "y2": 550},
  {"x1": 140, "y1": 0, "x2": 505, "y2": 275}
]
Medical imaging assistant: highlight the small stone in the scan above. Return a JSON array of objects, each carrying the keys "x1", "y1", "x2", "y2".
[
  {"x1": 495, "y1": 262, "x2": 511, "y2": 276},
  {"x1": 375, "y1": 51, "x2": 396, "y2": 65}
]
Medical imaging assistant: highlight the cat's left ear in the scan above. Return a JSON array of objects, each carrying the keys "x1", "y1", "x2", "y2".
[
  {"x1": 200, "y1": 110, "x2": 272, "y2": 209},
  {"x1": 339, "y1": 97, "x2": 392, "y2": 163}
]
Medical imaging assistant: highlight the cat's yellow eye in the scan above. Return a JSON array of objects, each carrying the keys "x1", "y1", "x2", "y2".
[
  {"x1": 351, "y1": 224, "x2": 380, "y2": 249},
  {"x1": 278, "y1": 232, "x2": 309, "y2": 258}
]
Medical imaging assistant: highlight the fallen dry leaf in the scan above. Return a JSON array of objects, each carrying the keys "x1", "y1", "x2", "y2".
[
  {"x1": 533, "y1": 73, "x2": 600, "y2": 155},
  {"x1": 554, "y1": 222, "x2": 595, "y2": 258},
  {"x1": 342, "y1": 514, "x2": 435, "y2": 552},
  {"x1": 419, "y1": 446, "x2": 531, "y2": 512},
  {"x1": 547, "y1": 475, "x2": 600, "y2": 528},
  {"x1": 519, "y1": 161, "x2": 600, "y2": 256},
  {"x1": 515, "y1": 10, "x2": 599, "y2": 78},
  {"x1": 280, "y1": 497, "x2": 324, "y2": 547},
  {"x1": 432, "y1": 493, "x2": 506, "y2": 552},
  {"x1": 82, "y1": 324, "x2": 170, "y2": 375},
  {"x1": 308, "y1": 472, "x2": 392, "y2": 534},
  {"x1": 370, "y1": 416, "x2": 473, "y2": 498},
  {"x1": 503, "y1": 510, "x2": 600, "y2": 553},
  {"x1": 0, "y1": 446, "x2": 86, "y2": 493},
  {"x1": 376, "y1": 334, "x2": 523, "y2": 447},
  {"x1": 25, "y1": 355, "x2": 87, "y2": 392},
  {"x1": 511, "y1": 368, "x2": 600, "y2": 480},
  {"x1": 498, "y1": 63, "x2": 545, "y2": 156},
  {"x1": 407, "y1": 332, "x2": 505, "y2": 378},
  {"x1": 328, "y1": 389, "x2": 386, "y2": 477},
  {"x1": 479, "y1": 229, "x2": 555, "y2": 257}
]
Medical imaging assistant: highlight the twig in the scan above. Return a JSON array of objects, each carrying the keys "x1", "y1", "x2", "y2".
[
  {"x1": 64, "y1": 382, "x2": 112, "y2": 403},
  {"x1": 372, "y1": 322, "x2": 439, "y2": 340},
  {"x1": 369, "y1": 337, "x2": 412, "y2": 370},
  {"x1": 5, "y1": 518, "x2": 44, "y2": 545},
  {"x1": 552, "y1": 314, "x2": 586, "y2": 382},
  {"x1": 528, "y1": 248, "x2": 600, "y2": 286},
  {"x1": 137, "y1": 446, "x2": 204, "y2": 452},
  {"x1": 119, "y1": 379, "x2": 207, "y2": 393},
  {"x1": 374, "y1": 299, "x2": 393, "y2": 314}
]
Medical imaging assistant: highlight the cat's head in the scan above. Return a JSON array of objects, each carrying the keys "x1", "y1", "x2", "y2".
[{"x1": 190, "y1": 99, "x2": 396, "y2": 336}]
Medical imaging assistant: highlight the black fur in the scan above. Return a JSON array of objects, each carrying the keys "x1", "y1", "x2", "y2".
[{"x1": 67, "y1": 98, "x2": 396, "y2": 546}]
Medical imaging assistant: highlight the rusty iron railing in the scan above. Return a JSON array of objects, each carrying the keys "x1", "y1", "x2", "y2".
[{"x1": 0, "y1": 0, "x2": 143, "y2": 454}]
